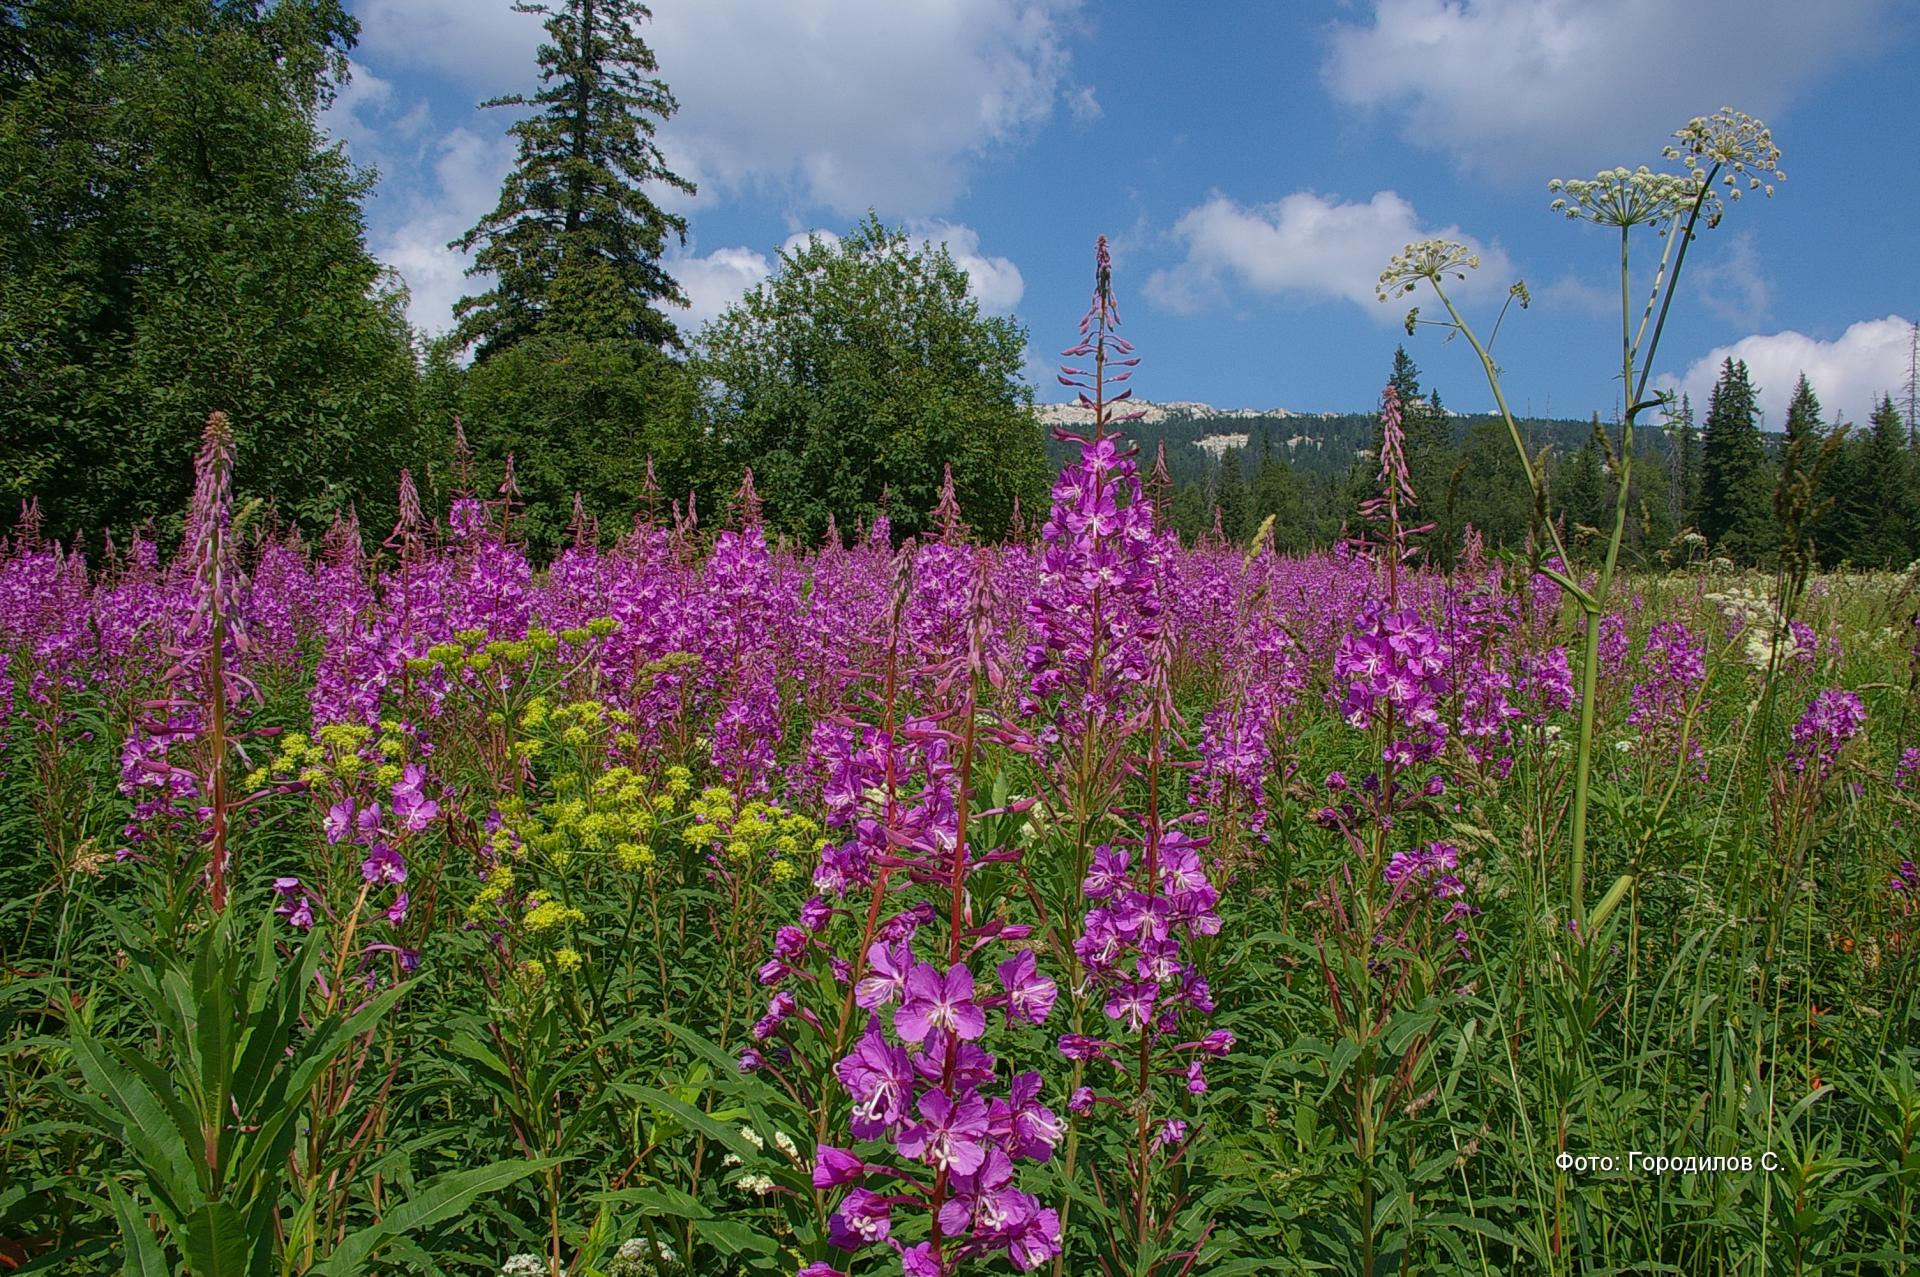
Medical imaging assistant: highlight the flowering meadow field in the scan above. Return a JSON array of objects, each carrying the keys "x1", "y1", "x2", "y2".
[{"x1": 4, "y1": 117, "x2": 1919, "y2": 1273}]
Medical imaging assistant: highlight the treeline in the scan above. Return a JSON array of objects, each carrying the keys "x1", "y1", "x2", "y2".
[
  {"x1": 1, "y1": 0, "x2": 1047, "y2": 555},
  {"x1": 5, "y1": 3, "x2": 1908, "y2": 567},
  {"x1": 1134, "y1": 348, "x2": 1917, "y2": 570}
]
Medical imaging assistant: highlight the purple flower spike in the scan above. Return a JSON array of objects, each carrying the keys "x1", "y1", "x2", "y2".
[
  {"x1": 826, "y1": 1186, "x2": 892, "y2": 1250},
  {"x1": 990, "y1": 1072, "x2": 1065, "y2": 1161},
  {"x1": 1103, "y1": 979, "x2": 1157, "y2": 1033},
  {"x1": 835, "y1": 1018, "x2": 915, "y2": 1139},
  {"x1": 854, "y1": 940, "x2": 912, "y2": 1010},
  {"x1": 391, "y1": 763, "x2": 439, "y2": 831}
]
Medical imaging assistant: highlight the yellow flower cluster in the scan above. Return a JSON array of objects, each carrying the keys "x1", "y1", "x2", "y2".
[
  {"x1": 682, "y1": 787, "x2": 823, "y2": 881},
  {"x1": 403, "y1": 617, "x2": 620, "y2": 680},
  {"x1": 244, "y1": 720, "x2": 414, "y2": 792},
  {"x1": 524, "y1": 898, "x2": 586, "y2": 931}
]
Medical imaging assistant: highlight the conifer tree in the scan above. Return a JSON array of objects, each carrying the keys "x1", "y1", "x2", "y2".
[
  {"x1": 1212, "y1": 447, "x2": 1252, "y2": 543},
  {"x1": 1699, "y1": 358, "x2": 1774, "y2": 560},
  {"x1": 1253, "y1": 440, "x2": 1310, "y2": 552},
  {"x1": 1862, "y1": 394, "x2": 1915, "y2": 566},
  {"x1": 1667, "y1": 394, "x2": 1701, "y2": 530},
  {"x1": 1555, "y1": 419, "x2": 1610, "y2": 553},
  {"x1": 1783, "y1": 373, "x2": 1824, "y2": 446},
  {"x1": 452, "y1": 0, "x2": 694, "y2": 357}
]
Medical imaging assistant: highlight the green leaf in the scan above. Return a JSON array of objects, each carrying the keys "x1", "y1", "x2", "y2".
[
  {"x1": 180, "y1": 1201, "x2": 249, "y2": 1277},
  {"x1": 692, "y1": 1218, "x2": 777, "y2": 1258},
  {"x1": 66, "y1": 1034, "x2": 201, "y2": 1213},
  {"x1": 312, "y1": 1157, "x2": 559, "y2": 1274},
  {"x1": 106, "y1": 1183, "x2": 169, "y2": 1277},
  {"x1": 612, "y1": 1083, "x2": 764, "y2": 1162}
]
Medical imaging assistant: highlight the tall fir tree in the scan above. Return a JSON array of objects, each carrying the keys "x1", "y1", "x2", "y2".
[
  {"x1": 1667, "y1": 393, "x2": 1701, "y2": 531},
  {"x1": 1212, "y1": 447, "x2": 1253, "y2": 544},
  {"x1": 452, "y1": 0, "x2": 694, "y2": 357},
  {"x1": 1555, "y1": 419, "x2": 1610, "y2": 554},
  {"x1": 1783, "y1": 373, "x2": 1824, "y2": 446},
  {"x1": 1698, "y1": 358, "x2": 1774, "y2": 561},
  {"x1": 1861, "y1": 395, "x2": 1916, "y2": 566},
  {"x1": 1253, "y1": 440, "x2": 1310, "y2": 553}
]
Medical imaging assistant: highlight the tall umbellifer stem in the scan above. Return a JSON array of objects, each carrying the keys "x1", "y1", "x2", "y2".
[{"x1": 1405, "y1": 124, "x2": 1757, "y2": 926}]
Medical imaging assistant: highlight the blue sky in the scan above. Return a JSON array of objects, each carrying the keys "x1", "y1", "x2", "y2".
[{"x1": 326, "y1": 0, "x2": 1919, "y2": 428}]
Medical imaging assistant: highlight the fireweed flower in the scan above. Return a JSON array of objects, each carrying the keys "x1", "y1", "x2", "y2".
[
  {"x1": 1789, "y1": 689, "x2": 1866, "y2": 777},
  {"x1": 1628, "y1": 622, "x2": 1708, "y2": 769},
  {"x1": 751, "y1": 554, "x2": 1065, "y2": 1275}
]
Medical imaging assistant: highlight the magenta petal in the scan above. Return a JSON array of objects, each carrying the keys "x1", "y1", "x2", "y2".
[
  {"x1": 951, "y1": 1001, "x2": 987, "y2": 1041},
  {"x1": 893, "y1": 1000, "x2": 932, "y2": 1044}
]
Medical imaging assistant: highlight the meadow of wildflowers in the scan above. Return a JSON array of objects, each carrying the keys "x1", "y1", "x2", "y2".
[{"x1": 4, "y1": 128, "x2": 1920, "y2": 1276}]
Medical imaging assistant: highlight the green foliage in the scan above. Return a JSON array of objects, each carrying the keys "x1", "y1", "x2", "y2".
[
  {"x1": 1700, "y1": 357, "x2": 1777, "y2": 562},
  {"x1": 451, "y1": 0, "x2": 694, "y2": 357},
  {"x1": 61, "y1": 908, "x2": 546, "y2": 1274},
  {"x1": 1212, "y1": 447, "x2": 1253, "y2": 543},
  {"x1": 1670, "y1": 393, "x2": 1703, "y2": 530},
  {"x1": 1252, "y1": 445, "x2": 1311, "y2": 553},
  {"x1": 1555, "y1": 421, "x2": 1610, "y2": 547},
  {"x1": 0, "y1": 0, "x2": 425, "y2": 543},
  {"x1": 697, "y1": 213, "x2": 1047, "y2": 544},
  {"x1": 457, "y1": 333, "x2": 705, "y2": 554}
]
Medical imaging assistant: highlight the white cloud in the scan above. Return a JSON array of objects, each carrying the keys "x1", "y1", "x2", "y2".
[
  {"x1": 349, "y1": 0, "x2": 1085, "y2": 215},
  {"x1": 1690, "y1": 231, "x2": 1771, "y2": 327},
  {"x1": 366, "y1": 127, "x2": 518, "y2": 337},
  {"x1": 1537, "y1": 273, "x2": 1614, "y2": 317},
  {"x1": 1066, "y1": 85, "x2": 1102, "y2": 124},
  {"x1": 349, "y1": 0, "x2": 542, "y2": 95},
  {"x1": 665, "y1": 222, "x2": 1021, "y2": 341},
  {"x1": 1323, "y1": 0, "x2": 1890, "y2": 179},
  {"x1": 780, "y1": 230, "x2": 841, "y2": 257},
  {"x1": 1660, "y1": 316, "x2": 1914, "y2": 428},
  {"x1": 1145, "y1": 190, "x2": 1514, "y2": 319},
  {"x1": 910, "y1": 222, "x2": 1024, "y2": 314},
  {"x1": 667, "y1": 247, "x2": 775, "y2": 335}
]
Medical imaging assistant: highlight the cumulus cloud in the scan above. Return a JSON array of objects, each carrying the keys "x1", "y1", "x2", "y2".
[
  {"x1": 665, "y1": 222, "x2": 1022, "y2": 341},
  {"x1": 1323, "y1": 0, "x2": 1891, "y2": 179},
  {"x1": 1659, "y1": 316, "x2": 1914, "y2": 427},
  {"x1": 349, "y1": 0, "x2": 1088, "y2": 215},
  {"x1": 666, "y1": 247, "x2": 775, "y2": 335},
  {"x1": 910, "y1": 222, "x2": 1025, "y2": 314},
  {"x1": 1145, "y1": 190, "x2": 1513, "y2": 319},
  {"x1": 367, "y1": 127, "x2": 518, "y2": 338}
]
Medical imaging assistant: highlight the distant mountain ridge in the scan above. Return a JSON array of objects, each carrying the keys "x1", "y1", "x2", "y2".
[{"x1": 1031, "y1": 399, "x2": 1341, "y2": 427}]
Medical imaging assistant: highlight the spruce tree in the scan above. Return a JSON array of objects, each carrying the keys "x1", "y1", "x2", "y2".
[
  {"x1": 453, "y1": 0, "x2": 694, "y2": 357},
  {"x1": 1253, "y1": 442, "x2": 1310, "y2": 552},
  {"x1": 1698, "y1": 358, "x2": 1774, "y2": 561},
  {"x1": 1783, "y1": 373, "x2": 1824, "y2": 446},
  {"x1": 1212, "y1": 447, "x2": 1252, "y2": 543},
  {"x1": 1668, "y1": 394, "x2": 1701, "y2": 530},
  {"x1": 1555, "y1": 420, "x2": 1609, "y2": 551},
  {"x1": 1862, "y1": 395, "x2": 1915, "y2": 566}
]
